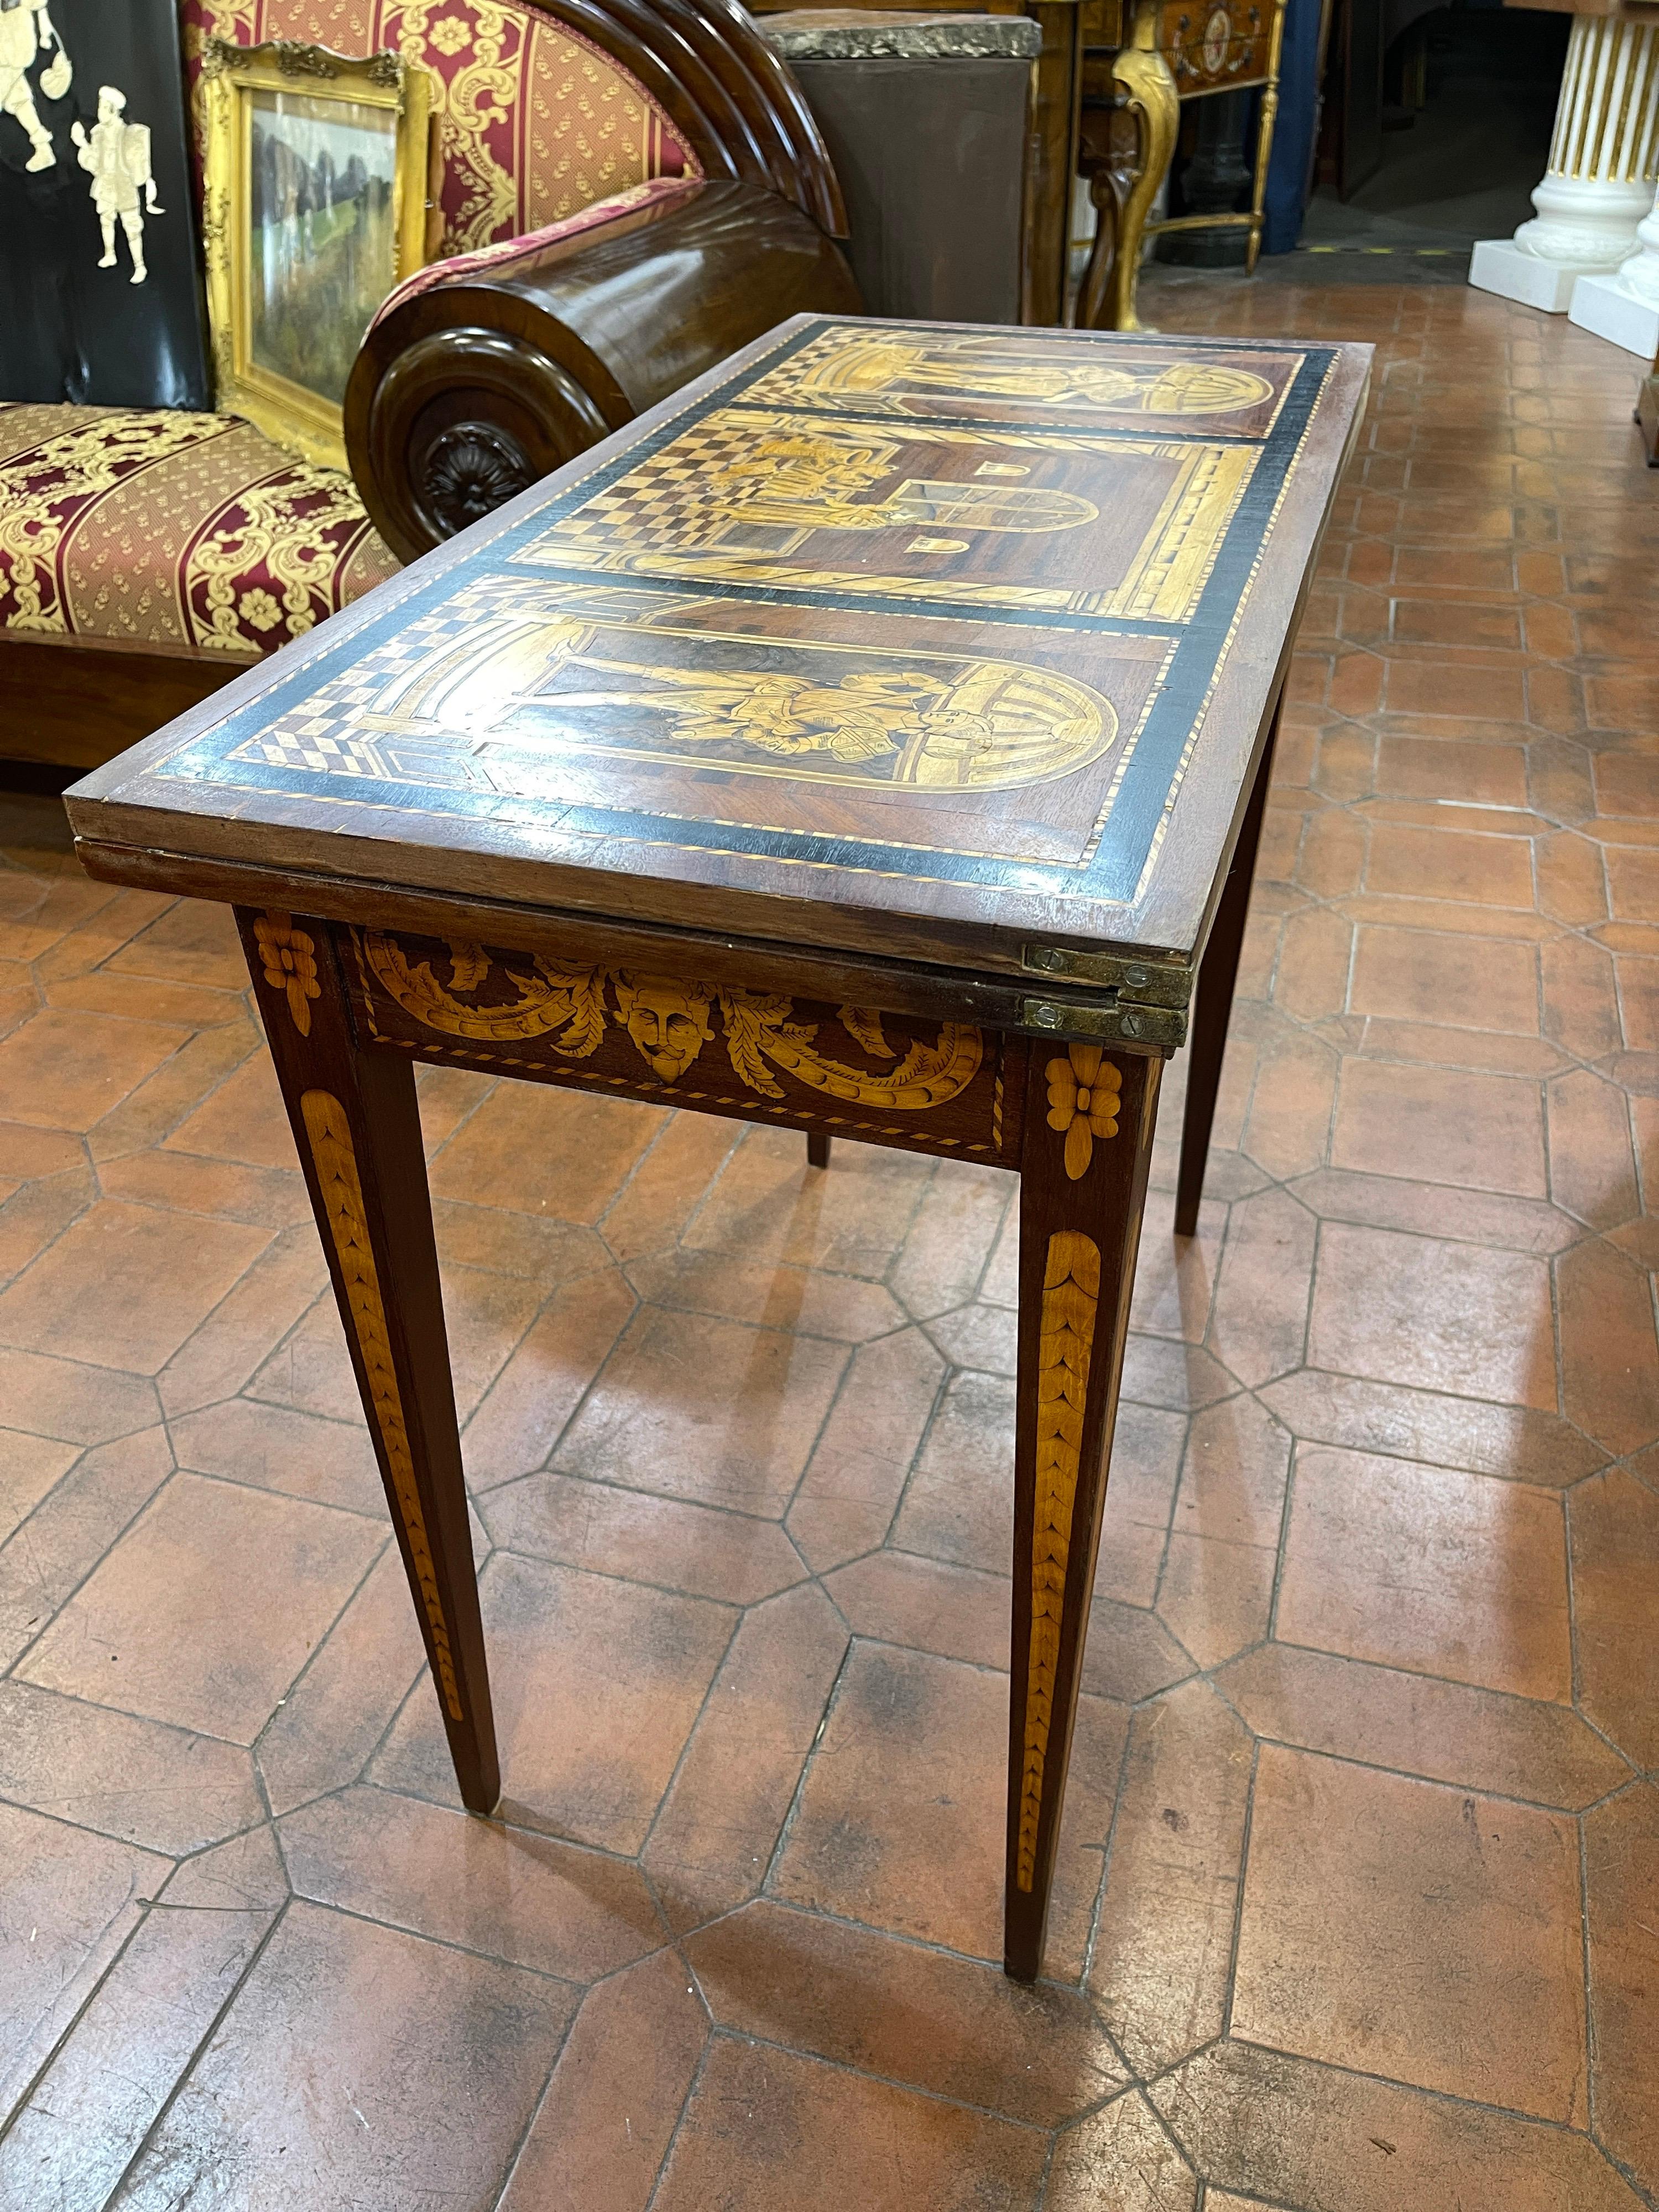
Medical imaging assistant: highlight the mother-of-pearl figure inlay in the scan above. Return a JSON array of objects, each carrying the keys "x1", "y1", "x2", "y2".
[
  {"x1": 0, "y1": 0, "x2": 67, "y2": 171},
  {"x1": 0, "y1": 0, "x2": 163, "y2": 281},
  {"x1": 73, "y1": 84, "x2": 163, "y2": 283}
]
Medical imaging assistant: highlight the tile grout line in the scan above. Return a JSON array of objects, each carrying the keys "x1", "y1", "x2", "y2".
[
  {"x1": 99, "y1": 1895, "x2": 294, "y2": 2205},
  {"x1": 640, "y1": 2002, "x2": 718, "y2": 2212},
  {"x1": 0, "y1": 1886, "x2": 159, "y2": 2147}
]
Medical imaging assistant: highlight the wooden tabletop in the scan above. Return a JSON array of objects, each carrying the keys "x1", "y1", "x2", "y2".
[{"x1": 67, "y1": 317, "x2": 1370, "y2": 1012}]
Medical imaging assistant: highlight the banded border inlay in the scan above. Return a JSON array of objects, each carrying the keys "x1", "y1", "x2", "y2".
[
  {"x1": 1018, "y1": 1229, "x2": 1100, "y2": 1890},
  {"x1": 300, "y1": 1089, "x2": 463, "y2": 1721}
]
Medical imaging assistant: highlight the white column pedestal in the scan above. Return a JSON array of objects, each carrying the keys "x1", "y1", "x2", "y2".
[
  {"x1": 1570, "y1": 182, "x2": 1659, "y2": 354},
  {"x1": 1470, "y1": 237, "x2": 1604, "y2": 312},
  {"x1": 1470, "y1": 14, "x2": 1659, "y2": 312}
]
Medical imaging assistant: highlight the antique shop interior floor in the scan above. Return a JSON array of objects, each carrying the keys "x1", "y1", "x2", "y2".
[{"x1": 2, "y1": 278, "x2": 1658, "y2": 2210}]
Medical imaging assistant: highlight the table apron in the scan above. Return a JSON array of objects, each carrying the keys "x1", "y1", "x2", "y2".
[{"x1": 338, "y1": 917, "x2": 1034, "y2": 1167}]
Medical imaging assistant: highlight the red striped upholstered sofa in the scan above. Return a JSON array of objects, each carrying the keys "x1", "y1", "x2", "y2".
[{"x1": 1, "y1": 0, "x2": 856, "y2": 770}]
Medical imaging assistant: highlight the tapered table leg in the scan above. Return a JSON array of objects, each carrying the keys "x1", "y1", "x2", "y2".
[
  {"x1": 1006, "y1": 1039, "x2": 1161, "y2": 1980},
  {"x1": 806, "y1": 1130, "x2": 832, "y2": 1170},
  {"x1": 1173, "y1": 697, "x2": 1281, "y2": 1237},
  {"x1": 236, "y1": 907, "x2": 500, "y2": 1813}
]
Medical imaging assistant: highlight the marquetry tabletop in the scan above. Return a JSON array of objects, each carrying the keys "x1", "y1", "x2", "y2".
[{"x1": 67, "y1": 316, "x2": 1370, "y2": 1037}]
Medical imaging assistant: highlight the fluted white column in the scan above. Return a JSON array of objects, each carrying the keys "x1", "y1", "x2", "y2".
[
  {"x1": 1470, "y1": 13, "x2": 1659, "y2": 312},
  {"x1": 1569, "y1": 178, "x2": 1659, "y2": 353}
]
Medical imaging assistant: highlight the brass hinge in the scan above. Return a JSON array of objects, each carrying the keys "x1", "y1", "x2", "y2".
[
  {"x1": 1021, "y1": 943, "x2": 1191, "y2": 1008},
  {"x1": 1020, "y1": 995, "x2": 1187, "y2": 1050}
]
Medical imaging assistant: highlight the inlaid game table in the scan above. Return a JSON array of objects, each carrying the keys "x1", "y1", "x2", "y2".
[{"x1": 67, "y1": 318, "x2": 1370, "y2": 1981}]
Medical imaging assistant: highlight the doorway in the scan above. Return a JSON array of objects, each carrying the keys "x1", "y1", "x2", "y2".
[{"x1": 1308, "y1": 0, "x2": 1569, "y2": 276}]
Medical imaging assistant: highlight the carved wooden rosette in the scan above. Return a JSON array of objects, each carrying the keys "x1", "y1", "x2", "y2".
[{"x1": 345, "y1": 925, "x2": 1026, "y2": 1163}]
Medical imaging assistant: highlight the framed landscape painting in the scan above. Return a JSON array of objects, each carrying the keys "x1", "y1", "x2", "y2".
[{"x1": 201, "y1": 39, "x2": 432, "y2": 472}]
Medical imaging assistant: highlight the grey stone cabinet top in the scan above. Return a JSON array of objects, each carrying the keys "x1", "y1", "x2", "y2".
[{"x1": 758, "y1": 9, "x2": 1045, "y2": 60}]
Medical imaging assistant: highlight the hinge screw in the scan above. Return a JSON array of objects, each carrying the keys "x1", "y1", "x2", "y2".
[
  {"x1": 1123, "y1": 966, "x2": 1148, "y2": 989},
  {"x1": 1029, "y1": 947, "x2": 1065, "y2": 973},
  {"x1": 1030, "y1": 1004, "x2": 1062, "y2": 1027}
]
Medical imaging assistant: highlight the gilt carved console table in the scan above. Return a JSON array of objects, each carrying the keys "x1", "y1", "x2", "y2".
[{"x1": 66, "y1": 316, "x2": 1369, "y2": 1981}]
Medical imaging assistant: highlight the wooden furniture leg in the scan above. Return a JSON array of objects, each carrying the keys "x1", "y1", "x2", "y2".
[
  {"x1": 1245, "y1": 0, "x2": 1288, "y2": 272},
  {"x1": 1023, "y1": 0, "x2": 1087, "y2": 326},
  {"x1": 1079, "y1": 0, "x2": 1178, "y2": 331},
  {"x1": 236, "y1": 907, "x2": 500, "y2": 1813},
  {"x1": 1173, "y1": 701, "x2": 1280, "y2": 1237},
  {"x1": 1076, "y1": 165, "x2": 1123, "y2": 335},
  {"x1": 807, "y1": 1131, "x2": 833, "y2": 1169},
  {"x1": 1005, "y1": 1040, "x2": 1162, "y2": 1980}
]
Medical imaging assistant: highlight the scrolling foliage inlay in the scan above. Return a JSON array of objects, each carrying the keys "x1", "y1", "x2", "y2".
[
  {"x1": 300, "y1": 1089, "x2": 464, "y2": 1721},
  {"x1": 1019, "y1": 1230, "x2": 1100, "y2": 1891},
  {"x1": 360, "y1": 931, "x2": 984, "y2": 1108}
]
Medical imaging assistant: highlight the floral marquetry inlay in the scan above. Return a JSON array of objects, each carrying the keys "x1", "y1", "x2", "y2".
[
  {"x1": 253, "y1": 911, "x2": 321, "y2": 1036},
  {"x1": 1046, "y1": 1044, "x2": 1121, "y2": 1179}
]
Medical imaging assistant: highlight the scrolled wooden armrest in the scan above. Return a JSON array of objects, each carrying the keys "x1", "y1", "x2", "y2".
[{"x1": 343, "y1": 176, "x2": 862, "y2": 564}]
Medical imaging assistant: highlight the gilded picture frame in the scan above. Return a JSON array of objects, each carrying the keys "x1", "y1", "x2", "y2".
[{"x1": 200, "y1": 38, "x2": 432, "y2": 474}]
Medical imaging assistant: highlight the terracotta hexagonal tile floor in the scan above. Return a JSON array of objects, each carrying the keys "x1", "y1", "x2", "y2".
[{"x1": 1, "y1": 274, "x2": 1657, "y2": 2210}]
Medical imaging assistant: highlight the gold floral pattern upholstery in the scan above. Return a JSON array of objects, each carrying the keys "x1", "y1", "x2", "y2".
[
  {"x1": 0, "y1": 404, "x2": 398, "y2": 659},
  {"x1": 181, "y1": 0, "x2": 698, "y2": 254},
  {"x1": 4, "y1": 7, "x2": 703, "y2": 672}
]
